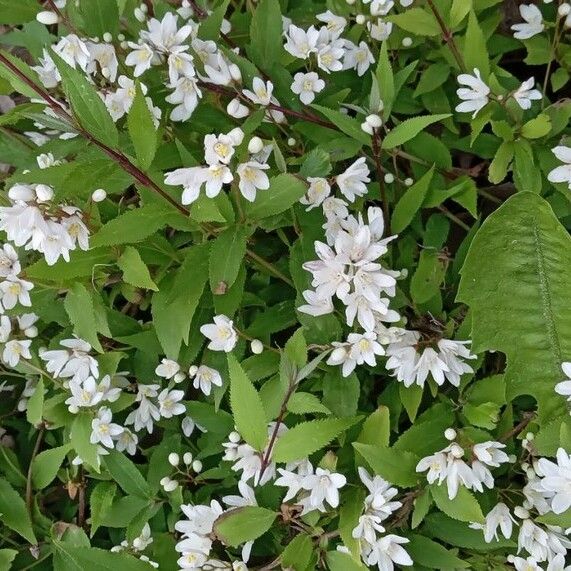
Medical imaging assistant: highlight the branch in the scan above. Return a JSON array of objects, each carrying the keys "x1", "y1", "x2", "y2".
[{"x1": 426, "y1": 0, "x2": 465, "y2": 72}]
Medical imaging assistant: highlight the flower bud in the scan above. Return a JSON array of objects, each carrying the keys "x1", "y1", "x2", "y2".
[
  {"x1": 91, "y1": 188, "x2": 107, "y2": 202},
  {"x1": 227, "y1": 98, "x2": 249, "y2": 119},
  {"x1": 514, "y1": 506, "x2": 529, "y2": 519},
  {"x1": 360, "y1": 121, "x2": 374, "y2": 135},
  {"x1": 160, "y1": 477, "x2": 178, "y2": 492},
  {"x1": 404, "y1": 177, "x2": 414, "y2": 186},
  {"x1": 188, "y1": 365, "x2": 198, "y2": 377},
  {"x1": 36, "y1": 10, "x2": 60, "y2": 25},
  {"x1": 287, "y1": 137, "x2": 296, "y2": 147},
  {"x1": 174, "y1": 372, "x2": 186, "y2": 384},
  {"x1": 449, "y1": 443, "x2": 464, "y2": 458},
  {"x1": 183, "y1": 452, "x2": 193, "y2": 465},
  {"x1": 356, "y1": 14, "x2": 366, "y2": 25},
  {"x1": 248, "y1": 137, "x2": 264, "y2": 154},
  {"x1": 168, "y1": 452, "x2": 180, "y2": 466},
  {"x1": 103, "y1": 32, "x2": 113, "y2": 43},
  {"x1": 229, "y1": 431, "x2": 241, "y2": 443},
  {"x1": 35, "y1": 184, "x2": 54, "y2": 202},
  {"x1": 444, "y1": 428, "x2": 457, "y2": 441},
  {"x1": 134, "y1": 7, "x2": 146, "y2": 22},
  {"x1": 117, "y1": 33, "x2": 125, "y2": 41},
  {"x1": 365, "y1": 114, "x2": 382, "y2": 128},
  {"x1": 228, "y1": 127, "x2": 245, "y2": 146},
  {"x1": 402, "y1": 37, "x2": 413, "y2": 47},
  {"x1": 525, "y1": 432, "x2": 534, "y2": 441},
  {"x1": 559, "y1": 3, "x2": 571, "y2": 16},
  {"x1": 250, "y1": 339, "x2": 264, "y2": 354},
  {"x1": 192, "y1": 460, "x2": 203, "y2": 473},
  {"x1": 384, "y1": 173, "x2": 394, "y2": 184},
  {"x1": 24, "y1": 326, "x2": 38, "y2": 338},
  {"x1": 229, "y1": 64, "x2": 242, "y2": 82}
]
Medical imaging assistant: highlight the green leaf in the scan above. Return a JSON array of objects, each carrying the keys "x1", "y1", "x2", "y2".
[
  {"x1": 244, "y1": 174, "x2": 308, "y2": 220},
  {"x1": 312, "y1": 104, "x2": 370, "y2": 146},
  {"x1": 228, "y1": 354, "x2": 268, "y2": 451},
  {"x1": 52, "y1": 544, "x2": 152, "y2": 571},
  {"x1": 458, "y1": 192, "x2": 571, "y2": 422},
  {"x1": 463, "y1": 401, "x2": 501, "y2": 429},
  {"x1": 382, "y1": 115, "x2": 450, "y2": 149},
  {"x1": 91, "y1": 206, "x2": 170, "y2": 247},
  {"x1": 353, "y1": 443, "x2": 419, "y2": 487},
  {"x1": 70, "y1": 413, "x2": 100, "y2": 471},
  {"x1": 387, "y1": 8, "x2": 441, "y2": 36},
  {"x1": 414, "y1": 63, "x2": 450, "y2": 97},
  {"x1": 410, "y1": 250, "x2": 446, "y2": 305},
  {"x1": 391, "y1": 166, "x2": 435, "y2": 233},
  {"x1": 287, "y1": 392, "x2": 330, "y2": 415},
  {"x1": 513, "y1": 141, "x2": 541, "y2": 194},
  {"x1": 400, "y1": 384, "x2": 424, "y2": 422},
  {"x1": 249, "y1": 0, "x2": 282, "y2": 71},
  {"x1": 117, "y1": 246, "x2": 158, "y2": 291},
  {"x1": 64, "y1": 282, "x2": 103, "y2": 352},
  {"x1": 0, "y1": 50, "x2": 42, "y2": 99},
  {"x1": 26, "y1": 378, "x2": 44, "y2": 427},
  {"x1": 0, "y1": 478, "x2": 36, "y2": 544},
  {"x1": 430, "y1": 484, "x2": 485, "y2": 523},
  {"x1": 326, "y1": 551, "x2": 366, "y2": 571},
  {"x1": 53, "y1": 55, "x2": 118, "y2": 147},
  {"x1": 488, "y1": 141, "x2": 514, "y2": 184},
  {"x1": 214, "y1": 506, "x2": 276, "y2": 547},
  {"x1": 357, "y1": 406, "x2": 390, "y2": 447},
  {"x1": 79, "y1": 0, "x2": 119, "y2": 36},
  {"x1": 152, "y1": 243, "x2": 209, "y2": 359},
  {"x1": 0, "y1": 0, "x2": 38, "y2": 24},
  {"x1": 0, "y1": 549, "x2": 17, "y2": 568},
  {"x1": 406, "y1": 534, "x2": 470, "y2": 569},
  {"x1": 281, "y1": 534, "x2": 313, "y2": 570},
  {"x1": 376, "y1": 42, "x2": 395, "y2": 118},
  {"x1": 209, "y1": 226, "x2": 249, "y2": 293},
  {"x1": 411, "y1": 489, "x2": 432, "y2": 529},
  {"x1": 299, "y1": 148, "x2": 332, "y2": 178},
  {"x1": 197, "y1": 0, "x2": 230, "y2": 41},
  {"x1": 521, "y1": 114, "x2": 551, "y2": 139},
  {"x1": 463, "y1": 10, "x2": 489, "y2": 77},
  {"x1": 127, "y1": 82, "x2": 157, "y2": 170},
  {"x1": 450, "y1": 0, "x2": 472, "y2": 27},
  {"x1": 272, "y1": 417, "x2": 359, "y2": 463},
  {"x1": 103, "y1": 451, "x2": 152, "y2": 499},
  {"x1": 89, "y1": 481, "x2": 116, "y2": 537},
  {"x1": 32, "y1": 443, "x2": 71, "y2": 489}
]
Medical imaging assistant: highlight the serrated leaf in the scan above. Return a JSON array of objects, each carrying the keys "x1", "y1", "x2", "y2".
[
  {"x1": 228, "y1": 354, "x2": 268, "y2": 451},
  {"x1": 287, "y1": 392, "x2": 331, "y2": 415},
  {"x1": 357, "y1": 406, "x2": 390, "y2": 447},
  {"x1": 391, "y1": 166, "x2": 435, "y2": 233},
  {"x1": 406, "y1": 534, "x2": 470, "y2": 569},
  {"x1": 458, "y1": 192, "x2": 571, "y2": 422},
  {"x1": 382, "y1": 115, "x2": 450, "y2": 149},
  {"x1": 299, "y1": 148, "x2": 332, "y2": 178},
  {"x1": 249, "y1": 0, "x2": 282, "y2": 71},
  {"x1": 281, "y1": 534, "x2": 313, "y2": 570},
  {"x1": 209, "y1": 226, "x2": 249, "y2": 294},
  {"x1": 214, "y1": 506, "x2": 276, "y2": 547},
  {"x1": 197, "y1": 0, "x2": 230, "y2": 41},
  {"x1": 53, "y1": 54, "x2": 118, "y2": 147},
  {"x1": 79, "y1": 0, "x2": 119, "y2": 36},
  {"x1": 89, "y1": 481, "x2": 116, "y2": 537},
  {"x1": 326, "y1": 551, "x2": 366, "y2": 571},
  {"x1": 32, "y1": 443, "x2": 71, "y2": 489},
  {"x1": 272, "y1": 417, "x2": 358, "y2": 463},
  {"x1": 244, "y1": 174, "x2": 308, "y2": 220},
  {"x1": 70, "y1": 413, "x2": 100, "y2": 471},
  {"x1": 376, "y1": 42, "x2": 394, "y2": 118},
  {"x1": 521, "y1": 114, "x2": 551, "y2": 139},
  {"x1": 353, "y1": 443, "x2": 419, "y2": 487},
  {"x1": 387, "y1": 8, "x2": 441, "y2": 36},
  {"x1": 0, "y1": 478, "x2": 36, "y2": 544},
  {"x1": 52, "y1": 543, "x2": 152, "y2": 570},
  {"x1": 103, "y1": 451, "x2": 152, "y2": 499},
  {"x1": 430, "y1": 484, "x2": 485, "y2": 523},
  {"x1": 64, "y1": 283, "x2": 103, "y2": 352},
  {"x1": 117, "y1": 246, "x2": 158, "y2": 291},
  {"x1": 0, "y1": 0, "x2": 38, "y2": 24},
  {"x1": 127, "y1": 82, "x2": 157, "y2": 170},
  {"x1": 312, "y1": 104, "x2": 370, "y2": 146}
]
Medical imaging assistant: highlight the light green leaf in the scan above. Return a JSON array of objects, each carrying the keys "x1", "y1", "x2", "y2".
[
  {"x1": 197, "y1": 0, "x2": 230, "y2": 41},
  {"x1": 64, "y1": 282, "x2": 103, "y2": 352},
  {"x1": 488, "y1": 141, "x2": 514, "y2": 184},
  {"x1": 214, "y1": 506, "x2": 276, "y2": 547},
  {"x1": 32, "y1": 443, "x2": 71, "y2": 489},
  {"x1": 89, "y1": 481, "x2": 116, "y2": 537},
  {"x1": 0, "y1": 548, "x2": 17, "y2": 568},
  {"x1": 52, "y1": 543, "x2": 152, "y2": 571},
  {"x1": 521, "y1": 114, "x2": 551, "y2": 139},
  {"x1": 450, "y1": 0, "x2": 472, "y2": 27},
  {"x1": 70, "y1": 413, "x2": 100, "y2": 471},
  {"x1": 463, "y1": 10, "x2": 489, "y2": 77},
  {"x1": 117, "y1": 246, "x2": 158, "y2": 291},
  {"x1": 273, "y1": 417, "x2": 359, "y2": 463},
  {"x1": 458, "y1": 193, "x2": 571, "y2": 424},
  {"x1": 376, "y1": 42, "x2": 395, "y2": 118},
  {"x1": 281, "y1": 534, "x2": 313, "y2": 570},
  {"x1": 209, "y1": 226, "x2": 249, "y2": 294},
  {"x1": 0, "y1": 478, "x2": 36, "y2": 544},
  {"x1": 430, "y1": 484, "x2": 485, "y2": 523},
  {"x1": 127, "y1": 82, "x2": 157, "y2": 170},
  {"x1": 299, "y1": 148, "x2": 332, "y2": 178},
  {"x1": 26, "y1": 378, "x2": 44, "y2": 427},
  {"x1": 391, "y1": 166, "x2": 435, "y2": 233},
  {"x1": 357, "y1": 406, "x2": 390, "y2": 447},
  {"x1": 311, "y1": 104, "x2": 370, "y2": 146},
  {"x1": 326, "y1": 551, "x2": 366, "y2": 571},
  {"x1": 410, "y1": 250, "x2": 446, "y2": 305},
  {"x1": 53, "y1": 55, "x2": 118, "y2": 147},
  {"x1": 79, "y1": 0, "x2": 119, "y2": 36},
  {"x1": 287, "y1": 392, "x2": 331, "y2": 415},
  {"x1": 228, "y1": 354, "x2": 268, "y2": 451},
  {"x1": 244, "y1": 174, "x2": 308, "y2": 220},
  {"x1": 0, "y1": 0, "x2": 38, "y2": 24},
  {"x1": 406, "y1": 534, "x2": 470, "y2": 569},
  {"x1": 103, "y1": 452, "x2": 151, "y2": 499},
  {"x1": 249, "y1": 0, "x2": 282, "y2": 71},
  {"x1": 353, "y1": 443, "x2": 419, "y2": 487},
  {"x1": 387, "y1": 8, "x2": 441, "y2": 36},
  {"x1": 382, "y1": 115, "x2": 450, "y2": 149}
]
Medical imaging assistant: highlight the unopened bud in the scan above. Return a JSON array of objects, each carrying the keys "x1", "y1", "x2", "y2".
[
  {"x1": 35, "y1": 184, "x2": 54, "y2": 202},
  {"x1": 558, "y1": 3, "x2": 571, "y2": 17},
  {"x1": 404, "y1": 177, "x2": 414, "y2": 186},
  {"x1": 229, "y1": 431, "x2": 241, "y2": 443},
  {"x1": 361, "y1": 121, "x2": 374, "y2": 135},
  {"x1": 248, "y1": 137, "x2": 264, "y2": 154},
  {"x1": 36, "y1": 10, "x2": 60, "y2": 25},
  {"x1": 183, "y1": 452, "x2": 193, "y2": 465},
  {"x1": 402, "y1": 37, "x2": 413, "y2": 47},
  {"x1": 103, "y1": 32, "x2": 113, "y2": 43},
  {"x1": 91, "y1": 188, "x2": 107, "y2": 202},
  {"x1": 188, "y1": 365, "x2": 198, "y2": 377},
  {"x1": 444, "y1": 428, "x2": 457, "y2": 441},
  {"x1": 229, "y1": 64, "x2": 242, "y2": 82},
  {"x1": 168, "y1": 452, "x2": 180, "y2": 467},
  {"x1": 227, "y1": 98, "x2": 249, "y2": 119},
  {"x1": 24, "y1": 326, "x2": 38, "y2": 338},
  {"x1": 384, "y1": 173, "x2": 394, "y2": 184},
  {"x1": 356, "y1": 14, "x2": 366, "y2": 25},
  {"x1": 514, "y1": 506, "x2": 529, "y2": 519},
  {"x1": 174, "y1": 372, "x2": 186, "y2": 384},
  {"x1": 365, "y1": 114, "x2": 382, "y2": 128},
  {"x1": 192, "y1": 460, "x2": 202, "y2": 473},
  {"x1": 250, "y1": 339, "x2": 264, "y2": 354}
]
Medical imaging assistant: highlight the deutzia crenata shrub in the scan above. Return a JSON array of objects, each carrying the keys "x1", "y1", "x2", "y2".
[{"x1": 0, "y1": 0, "x2": 571, "y2": 569}]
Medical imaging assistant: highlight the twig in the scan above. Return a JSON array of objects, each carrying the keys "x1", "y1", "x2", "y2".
[
  {"x1": 499, "y1": 412, "x2": 535, "y2": 443},
  {"x1": 245, "y1": 249, "x2": 294, "y2": 287},
  {"x1": 426, "y1": 0, "x2": 465, "y2": 71},
  {"x1": 26, "y1": 423, "x2": 46, "y2": 522}
]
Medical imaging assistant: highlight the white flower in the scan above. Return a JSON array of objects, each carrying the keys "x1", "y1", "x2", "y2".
[
  {"x1": 3, "y1": 340, "x2": 32, "y2": 367},
  {"x1": 344, "y1": 41, "x2": 375, "y2": 76},
  {"x1": 167, "y1": 47, "x2": 195, "y2": 84},
  {"x1": 32, "y1": 49, "x2": 60, "y2": 88},
  {"x1": 275, "y1": 467, "x2": 309, "y2": 502},
  {"x1": 192, "y1": 365, "x2": 223, "y2": 396},
  {"x1": 284, "y1": 25, "x2": 319, "y2": 59},
  {"x1": 166, "y1": 75, "x2": 202, "y2": 122},
  {"x1": 300, "y1": 177, "x2": 331, "y2": 210},
  {"x1": 297, "y1": 289, "x2": 334, "y2": 317},
  {"x1": 436, "y1": 339, "x2": 476, "y2": 386},
  {"x1": 507, "y1": 555, "x2": 542, "y2": 571},
  {"x1": 90, "y1": 407, "x2": 123, "y2": 448},
  {"x1": 413, "y1": 347, "x2": 450, "y2": 386},
  {"x1": 365, "y1": 535, "x2": 413, "y2": 571},
  {"x1": 200, "y1": 314, "x2": 237, "y2": 352},
  {"x1": 336, "y1": 157, "x2": 371, "y2": 202},
  {"x1": 368, "y1": 18, "x2": 393, "y2": 41},
  {"x1": 87, "y1": 42, "x2": 119, "y2": 82},
  {"x1": 548, "y1": 146, "x2": 571, "y2": 190},
  {"x1": 513, "y1": 77, "x2": 542, "y2": 109},
  {"x1": 291, "y1": 72, "x2": 325, "y2": 105},
  {"x1": 517, "y1": 517, "x2": 568, "y2": 562},
  {"x1": 301, "y1": 467, "x2": 346, "y2": 512},
  {"x1": 316, "y1": 11, "x2": 347, "y2": 39},
  {"x1": 535, "y1": 448, "x2": 571, "y2": 514},
  {"x1": 555, "y1": 362, "x2": 571, "y2": 404},
  {"x1": 455, "y1": 68, "x2": 490, "y2": 118},
  {"x1": 155, "y1": 358, "x2": 181, "y2": 379},
  {"x1": 157, "y1": 389, "x2": 186, "y2": 418},
  {"x1": 227, "y1": 98, "x2": 250, "y2": 119},
  {"x1": 176, "y1": 500, "x2": 223, "y2": 538},
  {"x1": 243, "y1": 77, "x2": 274, "y2": 106},
  {"x1": 115, "y1": 428, "x2": 138, "y2": 455},
  {"x1": 358, "y1": 467, "x2": 402, "y2": 520},
  {"x1": 222, "y1": 480, "x2": 257, "y2": 508},
  {"x1": 352, "y1": 513, "x2": 386, "y2": 545},
  {"x1": 40, "y1": 338, "x2": 98, "y2": 383},
  {"x1": 53, "y1": 34, "x2": 90, "y2": 71},
  {"x1": 204, "y1": 164, "x2": 234, "y2": 197},
  {"x1": 469, "y1": 503, "x2": 516, "y2": 543},
  {"x1": 511, "y1": 4, "x2": 544, "y2": 40},
  {"x1": 62, "y1": 211, "x2": 90, "y2": 251},
  {"x1": 132, "y1": 523, "x2": 153, "y2": 552},
  {"x1": 473, "y1": 441, "x2": 510, "y2": 468},
  {"x1": 164, "y1": 166, "x2": 208, "y2": 205},
  {"x1": 0, "y1": 315, "x2": 11, "y2": 343},
  {"x1": 141, "y1": 12, "x2": 192, "y2": 52},
  {"x1": 317, "y1": 41, "x2": 345, "y2": 73},
  {"x1": 204, "y1": 132, "x2": 239, "y2": 166},
  {"x1": 125, "y1": 42, "x2": 155, "y2": 77},
  {"x1": 0, "y1": 276, "x2": 33, "y2": 309},
  {"x1": 237, "y1": 161, "x2": 270, "y2": 202},
  {"x1": 0, "y1": 244, "x2": 20, "y2": 278},
  {"x1": 327, "y1": 332, "x2": 384, "y2": 377}
]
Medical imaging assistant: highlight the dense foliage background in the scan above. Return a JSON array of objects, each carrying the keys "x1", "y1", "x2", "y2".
[{"x1": 0, "y1": 0, "x2": 571, "y2": 569}]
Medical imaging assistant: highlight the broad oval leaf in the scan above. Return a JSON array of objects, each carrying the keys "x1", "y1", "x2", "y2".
[{"x1": 214, "y1": 506, "x2": 276, "y2": 547}]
